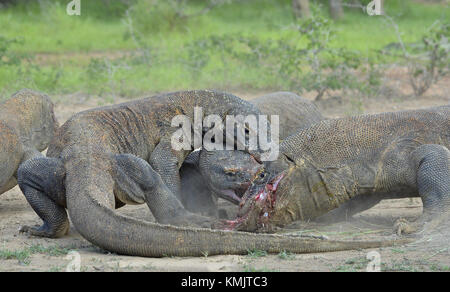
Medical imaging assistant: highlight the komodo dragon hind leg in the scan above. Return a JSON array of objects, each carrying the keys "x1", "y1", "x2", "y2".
[
  {"x1": 395, "y1": 144, "x2": 450, "y2": 235},
  {"x1": 114, "y1": 154, "x2": 214, "y2": 228},
  {"x1": 17, "y1": 157, "x2": 69, "y2": 238}
]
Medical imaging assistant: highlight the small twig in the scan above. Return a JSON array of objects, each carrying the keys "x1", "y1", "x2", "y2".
[{"x1": 382, "y1": 14, "x2": 408, "y2": 58}]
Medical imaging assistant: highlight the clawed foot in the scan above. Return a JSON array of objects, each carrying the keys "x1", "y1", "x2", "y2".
[
  {"x1": 20, "y1": 225, "x2": 55, "y2": 238},
  {"x1": 19, "y1": 222, "x2": 69, "y2": 238},
  {"x1": 394, "y1": 213, "x2": 450, "y2": 237},
  {"x1": 393, "y1": 218, "x2": 418, "y2": 236}
]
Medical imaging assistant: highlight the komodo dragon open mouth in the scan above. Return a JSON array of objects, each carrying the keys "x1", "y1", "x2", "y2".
[
  {"x1": 219, "y1": 172, "x2": 285, "y2": 232},
  {"x1": 215, "y1": 187, "x2": 248, "y2": 204}
]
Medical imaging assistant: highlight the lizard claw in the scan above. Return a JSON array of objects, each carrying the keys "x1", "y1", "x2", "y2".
[
  {"x1": 394, "y1": 218, "x2": 418, "y2": 236},
  {"x1": 19, "y1": 225, "x2": 50, "y2": 237},
  {"x1": 19, "y1": 222, "x2": 69, "y2": 238},
  {"x1": 19, "y1": 225, "x2": 34, "y2": 233}
]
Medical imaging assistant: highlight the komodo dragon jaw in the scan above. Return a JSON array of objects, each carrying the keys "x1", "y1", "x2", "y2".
[
  {"x1": 208, "y1": 164, "x2": 263, "y2": 204},
  {"x1": 198, "y1": 149, "x2": 263, "y2": 204},
  {"x1": 213, "y1": 189, "x2": 243, "y2": 204}
]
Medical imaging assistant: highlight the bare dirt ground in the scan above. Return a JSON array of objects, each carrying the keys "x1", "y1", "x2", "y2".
[{"x1": 0, "y1": 76, "x2": 449, "y2": 272}]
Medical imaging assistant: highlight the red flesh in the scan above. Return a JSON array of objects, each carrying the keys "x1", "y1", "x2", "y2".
[{"x1": 220, "y1": 173, "x2": 285, "y2": 231}]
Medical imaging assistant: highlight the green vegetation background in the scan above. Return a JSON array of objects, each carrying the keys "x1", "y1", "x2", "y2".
[{"x1": 0, "y1": 0, "x2": 448, "y2": 98}]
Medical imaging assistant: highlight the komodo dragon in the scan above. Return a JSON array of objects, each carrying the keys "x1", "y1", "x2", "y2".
[
  {"x1": 17, "y1": 89, "x2": 266, "y2": 236},
  {"x1": 16, "y1": 90, "x2": 405, "y2": 257},
  {"x1": 0, "y1": 89, "x2": 58, "y2": 195},
  {"x1": 180, "y1": 92, "x2": 325, "y2": 216},
  {"x1": 222, "y1": 106, "x2": 450, "y2": 236}
]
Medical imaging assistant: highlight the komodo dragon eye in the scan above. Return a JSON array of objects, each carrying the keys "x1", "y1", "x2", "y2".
[{"x1": 253, "y1": 170, "x2": 269, "y2": 184}]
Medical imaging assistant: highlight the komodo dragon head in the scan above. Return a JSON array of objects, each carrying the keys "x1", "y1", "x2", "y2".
[
  {"x1": 180, "y1": 149, "x2": 263, "y2": 206},
  {"x1": 198, "y1": 149, "x2": 263, "y2": 204}
]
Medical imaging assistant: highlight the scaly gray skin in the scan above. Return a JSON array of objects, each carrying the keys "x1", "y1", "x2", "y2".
[
  {"x1": 224, "y1": 106, "x2": 450, "y2": 236},
  {"x1": 17, "y1": 90, "x2": 405, "y2": 257},
  {"x1": 180, "y1": 92, "x2": 325, "y2": 216},
  {"x1": 249, "y1": 91, "x2": 324, "y2": 140},
  {"x1": 0, "y1": 89, "x2": 58, "y2": 195}
]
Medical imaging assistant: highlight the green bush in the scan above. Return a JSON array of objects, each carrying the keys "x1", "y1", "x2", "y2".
[
  {"x1": 0, "y1": 35, "x2": 25, "y2": 65},
  {"x1": 407, "y1": 21, "x2": 449, "y2": 96},
  {"x1": 128, "y1": 0, "x2": 191, "y2": 33},
  {"x1": 381, "y1": 20, "x2": 449, "y2": 96},
  {"x1": 183, "y1": 18, "x2": 378, "y2": 101}
]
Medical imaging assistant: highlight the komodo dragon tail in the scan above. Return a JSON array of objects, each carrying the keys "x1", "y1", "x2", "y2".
[
  {"x1": 65, "y1": 157, "x2": 409, "y2": 257},
  {"x1": 70, "y1": 201, "x2": 411, "y2": 257}
]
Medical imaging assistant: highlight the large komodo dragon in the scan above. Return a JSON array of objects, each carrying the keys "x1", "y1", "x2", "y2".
[
  {"x1": 179, "y1": 92, "x2": 325, "y2": 216},
  {"x1": 17, "y1": 90, "x2": 403, "y2": 257},
  {"x1": 0, "y1": 89, "x2": 58, "y2": 195},
  {"x1": 222, "y1": 106, "x2": 450, "y2": 236}
]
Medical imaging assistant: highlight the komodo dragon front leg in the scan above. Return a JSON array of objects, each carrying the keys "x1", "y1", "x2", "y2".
[
  {"x1": 394, "y1": 144, "x2": 450, "y2": 235},
  {"x1": 18, "y1": 157, "x2": 68, "y2": 237},
  {"x1": 148, "y1": 137, "x2": 183, "y2": 198},
  {"x1": 18, "y1": 152, "x2": 211, "y2": 238},
  {"x1": 323, "y1": 144, "x2": 450, "y2": 233}
]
